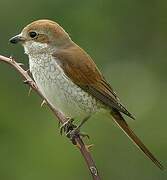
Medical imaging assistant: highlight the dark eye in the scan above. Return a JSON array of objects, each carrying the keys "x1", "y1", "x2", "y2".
[{"x1": 29, "y1": 31, "x2": 37, "y2": 38}]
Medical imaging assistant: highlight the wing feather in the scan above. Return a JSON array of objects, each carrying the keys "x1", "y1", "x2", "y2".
[{"x1": 53, "y1": 44, "x2": 135, "y2": 119}]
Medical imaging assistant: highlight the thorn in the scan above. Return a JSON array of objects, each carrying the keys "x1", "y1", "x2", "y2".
[
  {"x1": 9, "y1": 55, "x2": 13, "y2": 59},
  {"x1": 23, "y1": 79, "x2": 32, "y2": 84},
  {"x1": 75, "y1": 141, "x2": 82, "y2": 149},
  {"x1": 17, "y1": 62, "x2": 24, "y2": 66},
  {"x1": 41, "y1": 100, "x2": 46, "y2": 107},
  {"x1": 23, "y1": 79, "x2": 37, "y2": 89},
  {"x1": 9, "y1": 55, "x2": 15, "y2": 62},
  {"x1": 28, "y1": 87, "x2": 32, "y2": 96},
  {"x1": 26, "y1": 69, "x2": 30, "y2": 73},
  {"x1": 85, "y1": 144, "x2": 94, "y2": 151}
]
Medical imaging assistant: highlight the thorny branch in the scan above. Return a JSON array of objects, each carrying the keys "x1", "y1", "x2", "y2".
[{"x1": 0, "y1": 55, "x2": 101, "y2": 180}]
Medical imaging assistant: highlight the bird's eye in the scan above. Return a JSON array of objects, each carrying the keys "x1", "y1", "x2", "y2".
[{"x1": 29, "y1": 31, "x2": 37, "y2": 38}]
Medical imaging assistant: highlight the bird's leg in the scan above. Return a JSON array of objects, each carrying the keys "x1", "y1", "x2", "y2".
[
  {"x1": 60, "y1": 118, "x2": 77, "y2": 135},
  {"x1": 66, "y1": 115, "x2": 91, "y2": 141},
  {"x1": 77, "y1": 115, "x2": 91, "y2": 130}
]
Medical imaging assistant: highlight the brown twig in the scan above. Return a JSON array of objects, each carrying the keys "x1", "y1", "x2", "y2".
[{"x1": 0, "y1": 55, "x2": 101, "y2": 180}]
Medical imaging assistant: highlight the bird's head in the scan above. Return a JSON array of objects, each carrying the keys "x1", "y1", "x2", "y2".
[{"x1": 9, "y1": 19, "x2": 72, "y2": 55}]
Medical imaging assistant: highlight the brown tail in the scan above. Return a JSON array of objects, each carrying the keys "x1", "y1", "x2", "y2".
[{"x1": 111, "y1": 110, "x2": 164, "y2": 170}]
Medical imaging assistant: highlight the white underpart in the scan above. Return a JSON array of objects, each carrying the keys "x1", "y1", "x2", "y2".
[{"x1": 23, "y1": 41, "x2": 102, "y2": 119}]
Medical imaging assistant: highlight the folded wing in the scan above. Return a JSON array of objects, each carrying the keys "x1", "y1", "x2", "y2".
[{"x1": 53, "y1": 44, "x2": 134, "y2": 119}]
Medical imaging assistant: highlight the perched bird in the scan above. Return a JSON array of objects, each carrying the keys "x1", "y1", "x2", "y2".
[{"x1": 9, "y1": 19, "x2": 163, "y2": 170}]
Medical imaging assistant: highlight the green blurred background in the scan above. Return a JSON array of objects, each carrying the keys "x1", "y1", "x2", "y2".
[{"x1": 0, "y1": 0, "x2": 166, "y2": 179}]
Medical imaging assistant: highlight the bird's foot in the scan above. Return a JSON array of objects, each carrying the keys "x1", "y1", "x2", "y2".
[
  {"x1": 66, "y1": 127, "x2": 89, "y2": 144},
  {"x1": 60, "y1": 118, "x2": 77, "y2": 135},
  {"x1": 60, "y1": 117, "x2": 90, "y2": 144}
]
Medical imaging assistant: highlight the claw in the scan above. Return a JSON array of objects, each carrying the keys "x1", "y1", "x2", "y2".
[
  {"x1": 79, "y1": 132, "x2": 90, "y2": 139},
  {"x1": 60, "y1": 118, "x2": 76, "y2": 135},
  {"x1": 66, "y1": 128, "x2": 90, "y2": 142},
  {"x1": 66, "y1": 128, "x2": 80, "y2": 139}
]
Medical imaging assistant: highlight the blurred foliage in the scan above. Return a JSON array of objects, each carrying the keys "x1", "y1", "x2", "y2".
[{"x1": 0, "y1": 0, "x2": 166, "y2": 179}]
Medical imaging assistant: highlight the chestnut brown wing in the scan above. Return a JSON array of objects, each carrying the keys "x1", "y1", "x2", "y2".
[{"x1": 53, "y1": 44, "x2": 135, "y2": 119}]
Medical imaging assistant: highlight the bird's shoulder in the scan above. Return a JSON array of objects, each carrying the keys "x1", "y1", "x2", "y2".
[
  {"x1": 52, "y1": 43, "x2": 114, "y2": 94},
  {"x1": 53, "y1": 44, "x2": 100, "y2": 80}
]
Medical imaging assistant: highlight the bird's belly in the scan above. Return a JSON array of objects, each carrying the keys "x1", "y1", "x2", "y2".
[{"x1": 30, "y1": 58, "x2": 101, "y2": 119}]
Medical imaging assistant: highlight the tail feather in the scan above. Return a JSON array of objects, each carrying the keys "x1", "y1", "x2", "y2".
[{"x1": 111, "y1": 110, "x2": 164, "y2": 170}]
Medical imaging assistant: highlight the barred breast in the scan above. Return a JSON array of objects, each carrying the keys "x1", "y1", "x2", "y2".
[{"x1": 29, "y1": 53, "x2": 102, "y2": 120}]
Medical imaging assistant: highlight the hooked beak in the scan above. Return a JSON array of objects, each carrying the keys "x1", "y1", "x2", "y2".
[{"x1": 9, "y1": 34, "x2": 25, "y2": 44}]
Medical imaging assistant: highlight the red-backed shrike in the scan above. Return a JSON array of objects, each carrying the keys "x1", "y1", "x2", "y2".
[{"x1": 10, "y1": 19, "x2": 163, "y2": 170}]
